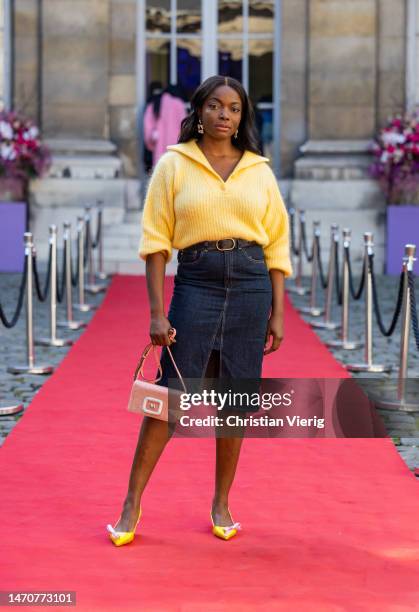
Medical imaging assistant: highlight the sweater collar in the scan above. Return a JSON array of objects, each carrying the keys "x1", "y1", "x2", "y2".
[{"x1": 166, "y1": 139, "x2": 270, "y2": 181}]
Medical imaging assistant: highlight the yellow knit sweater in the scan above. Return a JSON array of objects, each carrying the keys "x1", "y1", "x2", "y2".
[{"x1": 138, "y1": 139, "x2": 293, "y2": 276}]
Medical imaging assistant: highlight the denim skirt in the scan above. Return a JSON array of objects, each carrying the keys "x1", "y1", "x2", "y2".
[{"x1": 154, "y1": 242, "x2": 273, "y2": 411}]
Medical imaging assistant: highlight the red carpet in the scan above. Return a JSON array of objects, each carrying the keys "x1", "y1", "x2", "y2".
[{"x1": 1, "y1": 275, "x2": 419, "y2": 611}]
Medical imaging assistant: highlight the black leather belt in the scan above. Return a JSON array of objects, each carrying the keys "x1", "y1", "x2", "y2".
[{"x1": 182, "y1": 238, "x2": 259, "y2": 252}]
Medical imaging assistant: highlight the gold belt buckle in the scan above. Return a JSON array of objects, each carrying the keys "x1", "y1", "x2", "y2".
[{"x1": 216, "y1": 238, "x2": 236, "y2": 251}]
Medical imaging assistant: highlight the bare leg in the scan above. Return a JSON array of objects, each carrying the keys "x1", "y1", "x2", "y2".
[
  {"x1": 212, "y1": 434, "x2": 244, "y2": 526},
  {"x1": 206, "y1": 350, "x2": 245, "y2": 527},
  {"x1": 114, "y1": 416, "x2": 175, "y2": 531}
]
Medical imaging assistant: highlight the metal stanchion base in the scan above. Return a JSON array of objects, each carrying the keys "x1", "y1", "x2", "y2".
[
  {"x1": 346, "y1": 362, "x2": 392, "y2": 373},
  {"x1": 7, "y1": 364, "x2": 54, "y2": 375},
  {"x1": 299, "y1": 306, "x2": 324, "y2": 316},
  {"x1": 36, "y1": 337, "x2": 74, "y2": 347},
  {"x1": 310, "y1": 320, "x2": 341, "y2": 330},
  {"x1": 0, "y1": 403, "x2": 24, "y2": 416},
  {"x1": 57, "y1": 320, "x2": 87, "y2": 330},
  {"x1": 326, "y1": 339, "x2": 363, "y2": 350},
  {"x1": 73, "y1": 303, "x2": 97, "y2": 312},
  {"x1": 287, "y1": 285, "x2": 310, "y2": 296},
  {"x1": 85, "y1": 283, "x2": 107, "y2": 294},
  {"x1": 371, "y1": 395, "x2": 419, "y2": 412}
]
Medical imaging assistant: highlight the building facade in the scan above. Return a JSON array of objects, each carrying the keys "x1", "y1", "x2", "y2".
[{"x1": 2, "y1": 0, "x2": 417, "y2": 272}]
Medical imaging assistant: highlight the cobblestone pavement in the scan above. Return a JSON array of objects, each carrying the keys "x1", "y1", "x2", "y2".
[
  {"x1": 0, "y1": 266, "x2": 109, "y2": 446},
  {"x1": 288, "y1": 273, "x2": 419, "y2": 475}
]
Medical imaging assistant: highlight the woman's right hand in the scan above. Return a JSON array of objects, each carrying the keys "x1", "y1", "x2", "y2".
[{"x1": 150, "y1": 315, "x2": 176, "y2": 346}]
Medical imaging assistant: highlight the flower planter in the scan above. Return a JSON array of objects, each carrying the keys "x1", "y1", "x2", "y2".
[
  {"x1": 0, "y1": 110, "x2": 50, "y2": 273},
  {"x1": 386, "y1": 205, "x2": 419, "y2": 275},
  {"x1": 0, "y1": 201, "x2": 27, "y2": 273}
]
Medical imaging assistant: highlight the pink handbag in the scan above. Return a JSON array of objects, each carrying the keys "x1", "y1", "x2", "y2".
[{"x1": 127, "y1": 328, "x2": 188, "y2": 421}]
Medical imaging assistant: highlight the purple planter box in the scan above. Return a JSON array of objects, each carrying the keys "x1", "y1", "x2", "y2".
[
  {"x1": 0, "y1": 201, "x2": 27, "y2": 273},
  {"x1": 386, "y1": 205, "x2": 419, "y2": 275}
]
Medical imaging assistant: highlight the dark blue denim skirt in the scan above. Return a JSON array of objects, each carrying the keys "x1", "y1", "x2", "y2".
[{"x1": 154, "y1": 242, "x2": 272, "y2": 408}]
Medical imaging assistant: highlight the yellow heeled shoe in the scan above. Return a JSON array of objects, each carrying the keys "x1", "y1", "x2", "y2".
[
  {"x1": 210, "y1": 508, "x2": 241, "y2": 541},
  {"x1": 106, "y1": 507, "x2": 142, "y2": 547}
]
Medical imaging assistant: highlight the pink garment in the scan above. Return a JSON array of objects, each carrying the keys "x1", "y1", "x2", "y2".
[{"x1": 143, "y1": 92, "x2": 187, "y2": 167}]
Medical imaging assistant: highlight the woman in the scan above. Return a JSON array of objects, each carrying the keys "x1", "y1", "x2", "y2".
[
  {"x1": 143, "y1": 83, "x2": 188, "y2": 168},
  {"x1": 142, "y1": 80, "x2": 163, "y2": 172},
  {"x1": 107, "y1": 75, "x2": 293, "y2": 546}
]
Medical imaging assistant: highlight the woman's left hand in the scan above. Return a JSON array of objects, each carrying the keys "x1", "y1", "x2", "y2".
[{"x1": 264, "y1": 313, "x2": 284, "y2": 355}]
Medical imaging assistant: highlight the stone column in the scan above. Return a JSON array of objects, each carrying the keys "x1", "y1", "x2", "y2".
[
  {"x1": 292, "y1": 0, "x2": 387, "y2": 273},
  {"x1": 42, "y1": 0, "x2": 110, "y2": 138},
  {"x1": 109, "y1": 0, "x2": 137, "y2": 177},
  {"x1": 13, "y1": 0, "x2": 39, "y2": 121},
  {"x1": 377, "y1": 0, "x2": 406, "y2": 123},
  {"x1": 406, "y1": 0, "x2": 419, "y2": 111},
  {"x1": 281, "y1": 0, "x2": 308, "y2": 177},
  {"x1": 308, "y1": 0, "x2": 377, "y2": 139}
]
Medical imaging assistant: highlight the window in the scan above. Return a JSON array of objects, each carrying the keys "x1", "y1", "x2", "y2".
[{"x1": 144, "y1": 0, "x2": 202, "y2": 100}]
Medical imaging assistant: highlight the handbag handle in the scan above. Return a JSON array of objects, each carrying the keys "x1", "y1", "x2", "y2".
[{"x1": 133, "y1": 328, "x2": 188, "y2": 394}]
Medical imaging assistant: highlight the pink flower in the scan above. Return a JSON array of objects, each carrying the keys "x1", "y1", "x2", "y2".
[{"x1": 0, "y1": 109, "x2": 51, "y2": 180}]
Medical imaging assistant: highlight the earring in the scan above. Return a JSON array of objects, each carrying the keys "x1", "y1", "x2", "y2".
[
  {"x1": 234, "y1": 129, "x2": 239, "y2": 139},
  {"x1": 197, "y1": 119, "x2": 204, "y2": 134}
]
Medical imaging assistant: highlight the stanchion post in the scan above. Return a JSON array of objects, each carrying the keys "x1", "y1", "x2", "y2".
[
  {"x1": 346, "y1": 232, "x2": 391, "y2": 373},
  {"x1": 288, "y1": 209, "x2": 310, "y2": 296},
  {"x1": 84, "y1": 205, "x2": 106, "y2": 294},
  {"x1": 73, "y1": 216, "x2": 96, "y2": 313},
  {"x1": 36, "y1": 225, "x2": 73, "y2": 347},
  {"x1": 372, "y1": 244, "x2": 418, "y2": 411},
  {"x1": 96, "y1": 200, "x2": 109, "y2": 280},
  {"x1": 311, "y1": 224, "x2": 341, "y2": 331},
  {"x1": 299, "y1": 221, "x2": 324, "y2": 317},
  {"x1": 326, "y1": 228, "x2": 363, "y2": 350},
  {"x1": 289, "y1": 206, "x2": 296, "y2": 260},
  {"x1": 57, "y1": 222, "x2": 86, "y2": 330},
  {"x1": 7, "y1": 233, "x2": 54, "y2": 375}
]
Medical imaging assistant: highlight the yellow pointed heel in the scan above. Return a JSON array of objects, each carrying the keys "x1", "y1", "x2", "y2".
[
  {"x1": 106, "y1": 506, "x2": 142, "y2": 547},
  {"x1": 210, "y1": 508, "x2": 241, "y2": 541}
]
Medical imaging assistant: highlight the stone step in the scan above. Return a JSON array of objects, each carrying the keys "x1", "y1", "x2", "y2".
[
  {"x1": 45, "y1": 138, "x2": 118, "y2": 155},
  {"x1": 101, "y1": 236, "x2": 140, "y2": 250},
  {"x1": 103, "y1": 222, "x2": 142, "y2": 238},
  {"x1": 48, "y1": 155, "x2": 122, "y2": 180},
  {"x1": 290, "y1": 179, "x2": 384, "y2": 210},
  {"x1": 44, "y1": 138, "x2": 122, "y2": 180},
  {"x1": 102, "y1": 247, "x2": 139, "y2": 261},
  {"x1": 111, "y1": 261, "x2": 178, "y2": 276},
  {"x1": 124, "y1": 209, "x2": 144, "y2": 223},
  {"x1": 103, "y1": 246, "x2": 179, "y2": 262},
  {"x1": 103, "y1": 257, "x2": 178, "y2": 276},
  {"x1": 30, "y1": 177, "x2": 141, "y2": 210}
]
